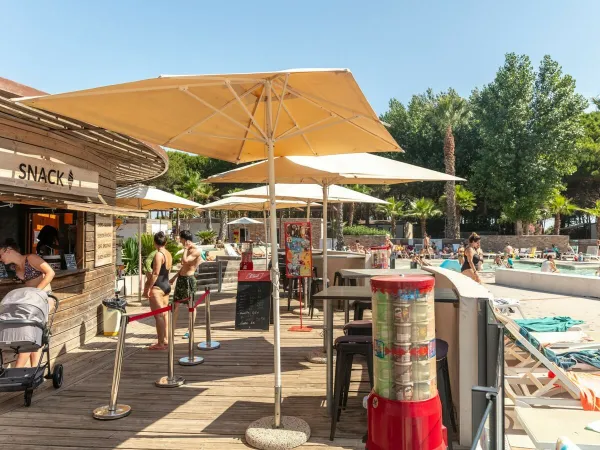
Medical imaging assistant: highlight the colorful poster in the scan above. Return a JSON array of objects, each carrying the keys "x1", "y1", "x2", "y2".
[{"x1": 285, "y1": 222, "x2": 313, "y2": 278}]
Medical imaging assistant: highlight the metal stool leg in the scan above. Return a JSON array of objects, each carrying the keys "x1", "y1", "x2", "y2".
[{"x1": 199, "y1": 289, "x2": 220, "y2": 350}]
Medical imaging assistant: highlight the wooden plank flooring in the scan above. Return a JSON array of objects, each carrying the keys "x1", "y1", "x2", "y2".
[{"x1": 0, "y1": 292, "x2": 368, "y2": 449}]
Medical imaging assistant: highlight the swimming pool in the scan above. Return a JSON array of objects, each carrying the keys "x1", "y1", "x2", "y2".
[{"x1": 480, "y1": 260, "x2": 599, "y2": 276}]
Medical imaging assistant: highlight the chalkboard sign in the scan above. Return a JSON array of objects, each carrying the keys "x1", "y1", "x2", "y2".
[
  {"x1": 64, "y1": 254, "x2": 77, "y2": 270},
  {"x1": 0, "y1": 263, "x2": 7, "y2": 279},
  {"x1": 235, "y1": 271, "x2": 271, "y2": 330}
]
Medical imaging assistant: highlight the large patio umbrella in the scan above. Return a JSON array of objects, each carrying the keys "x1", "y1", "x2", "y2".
[
  {"x1": 15, "y1": 69, "x2": 401, "y2": 442},
  {"x1": 223, "y1": 182, "x2": 388, "y2": 222},
  {"x1": 206, "y1": 153, "x2": 464, "y2": 412},
  {"x1": 116, "y1": 185, "x2": 202, "y2": 303}
]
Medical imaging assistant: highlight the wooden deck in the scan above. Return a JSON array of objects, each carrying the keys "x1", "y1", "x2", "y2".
[{"x1": 0, "y1": 292, "x2": 368, "y2": 449}]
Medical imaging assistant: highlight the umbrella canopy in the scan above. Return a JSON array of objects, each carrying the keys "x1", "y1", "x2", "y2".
[
  {"x1": 227, "y1": 217, "x2": 263, "y2": 225},
  {"x1": 222, "y1": 183, "x2": 388, "y2": 204},
  {"x1": 116, "y1": 184, "x2": 202, "y2": 210},
  {"x1": 15, "y1": 68, "x2": 403, "y2": 431},
  {"x1": 208, "y1": 153, "x2": 463, "y2": 185},
  {"x1": 16, "y1": 69, "x2": 400, "y2": 163},
  {"x1": 198, "y1": 196, "x2": 317, "y2": 211}
]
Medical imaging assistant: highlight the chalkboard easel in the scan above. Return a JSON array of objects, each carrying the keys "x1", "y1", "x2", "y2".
[{"x1": 235, "y1": 271, "x2": 271, "y2": 331}]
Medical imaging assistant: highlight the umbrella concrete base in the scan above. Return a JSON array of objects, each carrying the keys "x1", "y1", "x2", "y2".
[
  {"x1": 305, "y1": 349, "x2": 334, "y2": 365},
  {"x1": 246, "y1": 416, "x2": 310, "y2": 450}
]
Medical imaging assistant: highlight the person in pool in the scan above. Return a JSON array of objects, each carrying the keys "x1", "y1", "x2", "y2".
[
  {"x1": 0, "y1": 239, "x2": 55, "y2": 367},
  {"x1": 461, "y1": 233, "x2": 482, "y2": 284}
]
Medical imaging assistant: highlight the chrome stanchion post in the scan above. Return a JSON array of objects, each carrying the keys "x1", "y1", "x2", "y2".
[
  {"x1": 156, "y1": 305, "x2": 185, "y2": 387},
  {"x1": 93, "y1": 315, "x2": 131, "y2": 420},
  {"x1": 199, "y1": 288, "x2": 220, "y2": 350},
  {"x1": 179, "y1": 294, "x2": 204, "y2": 365}
]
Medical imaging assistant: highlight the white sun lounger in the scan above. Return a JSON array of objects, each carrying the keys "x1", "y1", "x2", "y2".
[
  {"x1": 516, "y1": 407, "x2": 600, "y2": 450},
  {"x1": 585, "y1": 246, "x2": 600, "y2": 261},
  {"x1": 502, "y1": 318, "x2": 591, "y2": 409}
]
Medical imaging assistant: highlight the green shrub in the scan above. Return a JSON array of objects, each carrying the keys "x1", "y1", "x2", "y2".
[
  {"x1": 196, "y1": 229, "x2": 217, "y2": 245},
  {"x1": 342, "y1": 225, "x2": 387, "y2": 236}
]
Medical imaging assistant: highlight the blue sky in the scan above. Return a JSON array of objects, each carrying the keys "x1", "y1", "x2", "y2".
[{"x1": 1, "y1": 1, "x2": 599, "y2": 114}]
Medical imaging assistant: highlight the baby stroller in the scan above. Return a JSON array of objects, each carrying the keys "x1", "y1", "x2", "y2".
[{"x1": 0, "y1": 287, "x2": 63, "y2": 406}]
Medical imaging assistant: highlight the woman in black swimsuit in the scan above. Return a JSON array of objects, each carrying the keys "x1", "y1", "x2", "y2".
[
  {"x1": 143, "y1": 232, "x2": 172, "y2": 350},
  {"x1": 0, "y1": 239, "x2": 55, "y2": 366},
  {"x1": 461, "y1": 233, "x2": 482, "y2": 284}
]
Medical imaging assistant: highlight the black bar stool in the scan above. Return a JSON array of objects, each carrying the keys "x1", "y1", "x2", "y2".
[
  {"x1": 330, "y1": 335, "x2": 373, "y2": 441},
  {"x1": 352, "y1": 300, "x2": 371, "y2": 320},
  {"x1": 343, "y1": 320, "x2": 372, "y2": 336},
  {"x1": 436, "y1": 338, "x2": 457, "y2": 449}
]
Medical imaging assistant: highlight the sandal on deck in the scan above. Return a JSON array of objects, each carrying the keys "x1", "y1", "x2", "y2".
[{"x1": 148, "y1": 343, "x2": 168, "y2": 350}]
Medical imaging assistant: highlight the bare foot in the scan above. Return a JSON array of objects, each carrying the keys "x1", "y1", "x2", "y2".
[{"x1": 148, "y1": 343, "x2": 168, "y2": 350}]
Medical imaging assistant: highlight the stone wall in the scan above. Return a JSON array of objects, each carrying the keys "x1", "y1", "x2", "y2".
[
  {"x1": 478, "y1": 235, "x2": 569, "y2": 252},
  {"x1": 343, "y1": 235, "x2": 387, "y2": 248}
]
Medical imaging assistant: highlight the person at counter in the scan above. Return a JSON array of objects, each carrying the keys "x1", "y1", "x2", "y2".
[
  {"x1": 36, "y1": 225, "x2": 60, "y2": 256},
  {"x1": 0, "y1": 239, "x2": 55, "y2": 367},
  {"x1": 143, "y1": 232, "x2": 172, "y2": 350}
]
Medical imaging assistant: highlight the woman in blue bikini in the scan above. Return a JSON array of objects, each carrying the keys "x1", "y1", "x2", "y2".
[{"x1": 0, "y1": 239, "x2": 55, "y2": 367}]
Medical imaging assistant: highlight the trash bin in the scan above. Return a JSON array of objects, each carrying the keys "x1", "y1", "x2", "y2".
[{"x1": 102, "y1": 293, "x2": 127, "y2": 336}]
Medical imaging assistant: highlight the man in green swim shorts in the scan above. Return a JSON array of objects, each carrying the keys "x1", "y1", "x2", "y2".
[{"x1": 170, "y1": 230, "x2": 203, "y2": 339}]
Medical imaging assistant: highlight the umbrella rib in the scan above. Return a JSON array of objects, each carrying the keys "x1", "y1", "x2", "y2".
[
  {"x1": 164, "y1": 82, "x2": 264, "y2": 146},
  {"x1": 225, "y1": 81, "x2": 267, "y2": 139},
  {"x1": 273, "y1": 81, "x2": 400, "y2": 148},
  {"x1": 188, "y1": 131, "x2": 263, "y2": 142},
  {"x1": 179, "y1": 87, "x2": 264, "y2": 141},
  {"x1": 270, "y1": 88, "x2": 317, "y2": 155},
  {"x1": 235, "y1": 87, "x2": 265, "y2": 162},
  {"x1": 272, "y1": 74, "x2": 289, "y2": 134}
]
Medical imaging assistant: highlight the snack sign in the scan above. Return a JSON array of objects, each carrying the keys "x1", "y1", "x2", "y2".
[{"x1": 284, "y1": 222, "x2": 312, "y2": 278}]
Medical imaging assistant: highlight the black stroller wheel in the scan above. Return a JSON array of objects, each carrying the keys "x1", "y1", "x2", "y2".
[
  {"x1": 52, "y1": 364, "x2": 64, "y2": 389},
  {"x1": 24, "y1": 388, "x2": 33, "y2": 407}
]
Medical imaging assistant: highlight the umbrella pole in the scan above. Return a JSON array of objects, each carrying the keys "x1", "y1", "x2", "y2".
[
  {"x1": 263, "y1": 210, "x2": 268, "y2": 270},
  {"x1": 322, "y1": 183, "x2": 332, "y2": 416},
  {"x1": 266, "y1": 83, "x2": 282, "y2": 429},
  {"x1": 138, "y1": 212, "x2": 142, "y2": 304},
  {"x1": 306, "y1": 202, "x2": 310, "y2": 220}
]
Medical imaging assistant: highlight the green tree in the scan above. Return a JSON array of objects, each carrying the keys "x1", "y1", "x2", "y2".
[
  {"x1": 567, "y1": 111, "x2": 600, "y2": 205},
  {"x1": 406, "y1": 198, "x2": 442, "y2": 237},
  {"x1": 583, "y1": 200, "x2": 600, "y2": 241},
  {"x1": 376, "y1": 197, "x2": 405, "y2": 237},
  {"x1": 471, "y1": 53, "x2": 587, "y2": 233},
  {"x1": 545, "y1": 192, "x2": 578, "y2": 235},
  {"x1": 429, "y1": 90, "x2": 470, "y2": 238},
  {"x1": 440, "y1": 185, "x2": 476, "y2": 235},
  {"x1": 345, "y1": 184, "x2": 372, "y2": 226}
]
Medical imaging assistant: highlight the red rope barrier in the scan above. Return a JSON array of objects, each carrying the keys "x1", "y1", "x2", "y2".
[
  {"x1": 190, "y1": 291, "x2": 209, "y2": 311},
  {"x1": 127, "y1": 304, "x2": 172, "y2": 323}
]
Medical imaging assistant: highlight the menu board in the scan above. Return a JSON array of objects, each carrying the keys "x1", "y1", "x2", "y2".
[
  {"x1": 0, "y1": 263, "x2": 7, "y2": 278},
  {"x1": 64, "y1": 254, "x2": 77, "y2": 270},
  {"x1": 285, "y1": 222, "x2": 312, "y2": 278},
  {"x1": 95, "y1": 214, "x2": 113, "y2": 267},
  {"x1": 235, "y1": 271, "x2": 271, "y2": 330}
]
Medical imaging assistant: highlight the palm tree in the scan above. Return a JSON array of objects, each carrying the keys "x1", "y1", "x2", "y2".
[
  {"x1": 430, "y1": 91, "x2": 470, "y2": 239},
  {"x1": 406, "y1": 198, "x2": 442, "y2": 237},
  {"x1": 333, "y1": 204, "x2": 345, "y2": 250},
  {"x1": 583, "y1": 200, "x2": 600, "y2": 240},
  {"x1": 440, "y1": 185, "x2": 476, "y2": 235},
  {"x1": 545, "y1": 193, "x2": 578, "y2": 235},
  {"x1": 346, "y1": 184, "x2": 372, "y2": 226},
  {"x1": 376, "y1": 197, "x2": 405, "y2": 237}
]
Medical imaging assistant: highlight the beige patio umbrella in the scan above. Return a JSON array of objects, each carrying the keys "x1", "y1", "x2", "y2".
[
  {"x1": 116, "y1": 184, "x2": 202, "y2": 303},
  {"x1": 223, "y1": 183, "x2": 388, "y2": 217},
  {"x1": 15, "y1": 69, "x2": 401, "y2": 440},
  {"x1": 206, "y1": 153, "x2": 464, "y2": 412}
]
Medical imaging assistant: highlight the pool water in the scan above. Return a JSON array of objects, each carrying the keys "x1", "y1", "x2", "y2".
[{"x1": 480, "y1": 261, "x2": 599, "y2": 276}]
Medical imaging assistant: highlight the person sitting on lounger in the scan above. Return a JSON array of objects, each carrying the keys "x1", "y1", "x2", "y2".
[{"x1": 541, "y1": 254, "x2": 559, "y2": 273}]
